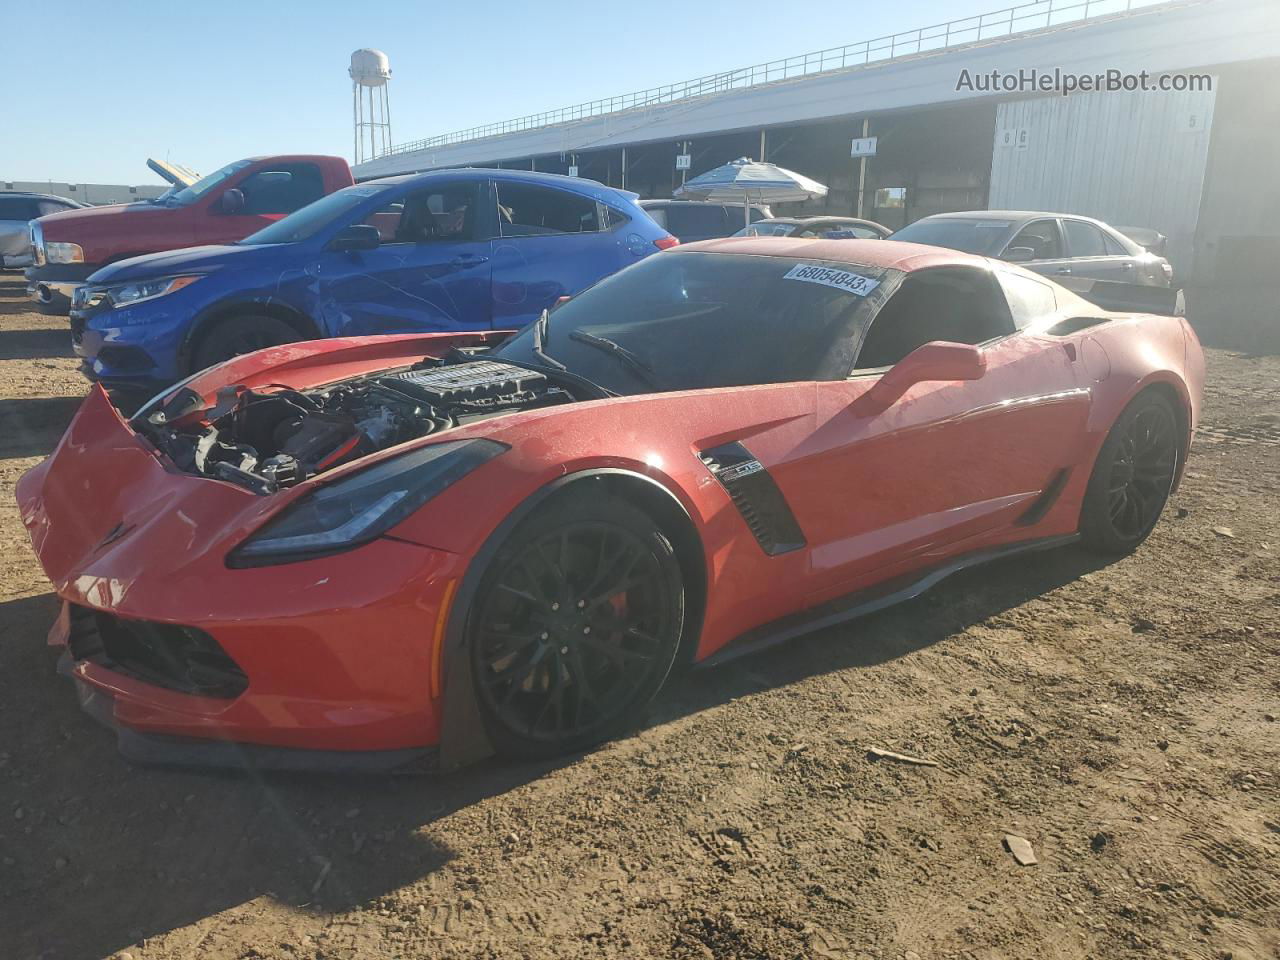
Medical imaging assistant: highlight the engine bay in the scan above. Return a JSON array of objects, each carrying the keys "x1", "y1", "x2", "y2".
[{"x1": 138, "y1": 358, "x2": 574, "y2": 494}]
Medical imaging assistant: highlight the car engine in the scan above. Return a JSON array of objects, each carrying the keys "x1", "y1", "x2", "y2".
[{"x1": 139, "y1": 359, "x2": 573, "y2": 494}]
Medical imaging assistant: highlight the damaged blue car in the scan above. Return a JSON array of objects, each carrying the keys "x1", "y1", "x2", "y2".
[{"x1": 70, "y1": 169, "x2": 677, "y2": 388}]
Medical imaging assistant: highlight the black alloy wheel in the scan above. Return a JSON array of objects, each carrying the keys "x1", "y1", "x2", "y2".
[
  {"x1": 468, "y1": 493, "x2": 684, "y2": 759},
  {"x1": 1081, "y1": 390, "x2": 1182, "y2": 553}
]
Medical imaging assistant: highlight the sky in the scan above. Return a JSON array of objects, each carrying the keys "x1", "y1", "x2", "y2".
[{"x1": 4, "y1": 0, "x2": 1009, "y2": 185}]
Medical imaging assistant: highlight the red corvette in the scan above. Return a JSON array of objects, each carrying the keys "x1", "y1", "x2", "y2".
[{"x1": 17, "y1": 239, "x2": 1204, "y2": 771}]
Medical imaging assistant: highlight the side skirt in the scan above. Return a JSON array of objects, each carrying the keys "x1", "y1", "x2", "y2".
[{"x1": 699, "y1": 533, "x2": 1080, "y2": 669}]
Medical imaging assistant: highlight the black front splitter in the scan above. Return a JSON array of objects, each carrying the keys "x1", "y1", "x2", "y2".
[{"x1": 59, "y1": 653, "x2": 438, "y2": 775}]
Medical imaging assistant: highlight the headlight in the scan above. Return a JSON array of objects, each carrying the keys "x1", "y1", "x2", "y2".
[
  {"x1": 228, "y1": 439, "x2": 508, "y2": 566},
  {"x1": 45, "y1": 242, "x2": 84, "y2": 264},
  {"x1": 99, "y1": 275, "x2": 202, "y2": 310}
]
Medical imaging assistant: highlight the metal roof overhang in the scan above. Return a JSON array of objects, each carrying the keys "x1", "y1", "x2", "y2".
[{"x1": 355, "y1": 0, "x2": 1278, "y2": 178}]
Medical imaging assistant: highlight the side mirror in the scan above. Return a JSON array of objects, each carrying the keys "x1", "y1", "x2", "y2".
[
  {"x1": 1004, "y1": 246, "x2": 1036, "y2": 263},
  {"x1": 853, "y1": 341, "x2": 986, "y2": 416},
  {"x1": 218, "y1": 188, "x2": 245, "y2": 215},
  {"x1": 327, "y1": 224, "x2": 381, "y2": 252}
]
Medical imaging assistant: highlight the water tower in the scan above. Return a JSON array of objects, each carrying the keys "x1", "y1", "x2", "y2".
[{"x1": 349, "y1": 48, "x2": 392, "y2": 164}]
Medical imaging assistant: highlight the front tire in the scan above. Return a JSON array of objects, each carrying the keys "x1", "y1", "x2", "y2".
[
  {"x1": 467, "y1": 491, "x2": 685, "y2": 760},
  {"x1": 1080, "y1": 389, "x2": 1182, "y2": 554},
  {"x1": 190, "y1": 314, "x2": 300, "y2": 373}
]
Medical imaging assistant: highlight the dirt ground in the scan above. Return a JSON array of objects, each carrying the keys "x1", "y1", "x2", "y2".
[{"x1": 0, "y1": 270, "x2": 1276, "y2": 960}]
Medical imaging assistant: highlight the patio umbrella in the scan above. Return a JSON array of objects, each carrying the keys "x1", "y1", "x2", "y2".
[{"x1": 673, "y1": 157, "x2": 829, "y2": 228}]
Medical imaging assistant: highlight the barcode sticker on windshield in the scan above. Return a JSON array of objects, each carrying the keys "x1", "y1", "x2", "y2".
[{"x1": 782, "y1": 263, "x2": 880, "y2": 296}]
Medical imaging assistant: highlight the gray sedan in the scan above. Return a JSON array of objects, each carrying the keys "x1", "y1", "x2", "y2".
[
  {"x1": 0, "y1": 193, "x2": 83, "y2": 268},
  {"x1": 890, "y1": 210, "x2": 1173, "y2": 287}
]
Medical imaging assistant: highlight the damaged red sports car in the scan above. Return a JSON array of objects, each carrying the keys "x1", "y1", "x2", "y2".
[{"x1": 17, "y1": 238, "x2": 1204, "y2": 771}]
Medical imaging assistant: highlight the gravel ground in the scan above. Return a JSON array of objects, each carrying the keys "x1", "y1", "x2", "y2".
[{"x1": 1, "y1": 271, "x2": 1277, "y2": 960}]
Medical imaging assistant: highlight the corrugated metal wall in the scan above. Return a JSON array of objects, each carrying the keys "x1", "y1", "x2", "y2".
[{"x1": 989, "y1": 84, "x2": 1217, "y2": 276}]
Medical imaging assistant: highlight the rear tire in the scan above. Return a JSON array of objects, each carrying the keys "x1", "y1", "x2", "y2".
[
  {"x1": 190, "y1": 315, "x2": 300, "y2": 373},
  {"x1": 467, "y1": 491, "x2": 685, "y2": 760},
  {"x1": 1079, "y1": 389, "x2": 1182, "y2": 554}
]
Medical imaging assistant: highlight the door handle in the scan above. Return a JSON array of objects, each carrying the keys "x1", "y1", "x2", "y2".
[
  {"x1": 451, "y1": 254, "x2": 489, "y2": 266},
  {"x1": 1054, "y1": 267, "x2": 1072, "y2": 275},
  {"x1": 1121, "y1": 262, "x2": 1135, "y2": 270}
]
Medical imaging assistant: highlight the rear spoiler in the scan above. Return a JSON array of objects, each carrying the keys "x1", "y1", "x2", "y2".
[{"x1": 1057, "y1": 277, "x2": 1184, "y2": 317}]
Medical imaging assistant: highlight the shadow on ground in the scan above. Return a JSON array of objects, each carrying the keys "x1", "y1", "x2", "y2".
[
  {"x1": 0, "y1": 544, "x2": 1110, "y2": 960},
  {"x1": 0, "y1": 323, "x2": 74, "y2": 358},
  {"x1": 0, "y1": 396, "x2": 83, "y2": 458}
]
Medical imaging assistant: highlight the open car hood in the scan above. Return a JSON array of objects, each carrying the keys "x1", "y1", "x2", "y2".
[{"x1": 146, "y1": 158, "x2": 201, "y2": 189}]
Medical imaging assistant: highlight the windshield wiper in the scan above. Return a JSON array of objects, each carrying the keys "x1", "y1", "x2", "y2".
[
  {"x1": 533, "y1": 308, "x2": 566, "y2": 371},
  {"x1": 568, "y1": 330, "x2": 662, "y2": 389}
]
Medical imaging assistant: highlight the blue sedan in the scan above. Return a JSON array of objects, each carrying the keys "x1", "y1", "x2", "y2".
[{"x1": 71, "y1": 169, "x2": 677, "y2": 388}]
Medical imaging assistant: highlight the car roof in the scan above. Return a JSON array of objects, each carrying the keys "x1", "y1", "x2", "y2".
[
  {"x1": 675, "y1": 236, "x2": 989, "y2": 271},
  {"x1": 639, "y1": 198, "x2": 768, "y2": 208},
  {"x1": 923, "y1": 209, "x2": 1108, "y2": 225},
  {"x1": 0, "y1": 191, "x2": 76, "y2": 202},
  {"x1": 758, "y1": 216, "x2": 879, "y2": 225},
  {"x1": 363, "y1": 167, "x2": 638, "y2": 199}
]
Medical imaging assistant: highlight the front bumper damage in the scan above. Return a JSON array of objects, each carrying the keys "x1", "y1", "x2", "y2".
[
  {"x1": 53, "y1": 603, "x2": 436, "y2": 773},
  {"x1": 18, "y1": 387, "x2": 466, "y2": 772}
]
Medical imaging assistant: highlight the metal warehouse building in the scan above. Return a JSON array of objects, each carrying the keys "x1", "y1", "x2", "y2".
[{"x1": 356, "y1": 0, "x2": 1280, "y2": 349}]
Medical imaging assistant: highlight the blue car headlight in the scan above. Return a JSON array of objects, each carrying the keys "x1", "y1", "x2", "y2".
[
  {"x1": 93, "y1": 275, "x2": 203, "y2": 313},
  {"x1": 228, "y1": 439, "x2": 507, "y2": 566}
]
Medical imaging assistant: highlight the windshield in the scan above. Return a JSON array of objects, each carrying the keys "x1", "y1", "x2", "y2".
[
  {"x1": 890, "y1": 217, "x2": 1013, "y2": 255},
  {"x1": 734, "y1": 221, "x2": 796, "y2": 237},
  {"x1": 240, "y1": 185, "x2": 384, "y2": 245},
  {"x1": 164, "y1": 159, "x2": 253, "y2": 207},
  {"x1": 493, "y1": 252, "x2": 895, "y2": 395}
]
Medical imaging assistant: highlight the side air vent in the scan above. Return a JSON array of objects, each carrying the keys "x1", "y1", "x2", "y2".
[{"x1": 699, "y1": 442, "x2": 806, "y2": 556}]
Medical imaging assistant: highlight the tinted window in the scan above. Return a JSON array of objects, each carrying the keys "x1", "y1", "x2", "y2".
[
  {"x1": 497, "y1": 183, "x2": 599, "y2": 236},
  {"x1": 37, "y1": 200, "x2": 72, "y2": 216},
  {"x1": 603, "y1": 206, "x2": 631, "y2": 229},
  {"x1": 856, "y1": 267, "x2": 1015, "y2": 368},
  {"x1": 890, "y1": 218, "x2": 1012, "y2": 255},
  {"x1": 1007, "y1": 219, "x2": 1063, "y2": 260},
  {"x1": 1064, "y1": 219, "x2": 1108, "y2": 258},
  {"x1": 0, "y1": 197, "x2": 38, "y2": 220},
  {"x1": 239, "y1": 164, "x2": 326, "y2": 215},
  {"x1": 1103, "y1": 232, "x2": 1129, "y2": 256},
  {"x1": 664, "y1": 204, "x2": 728, "y2": 238},
  {"x1": 494, "y1": 252, "x2": 893, "y2": 394},
  {"x1": 359, "y1": 183, "x2": 480, "y2": 243},
  {"x1": 996, "y1": 270, "x2": 1058, "y2": 329},
  {"x1": 241, "y1": 184, "x2": 384, "y2": 245}
]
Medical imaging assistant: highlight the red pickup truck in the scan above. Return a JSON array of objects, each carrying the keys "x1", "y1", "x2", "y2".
[{"x1": 26, "y1": 155, "x2": 354, "y2": 314}]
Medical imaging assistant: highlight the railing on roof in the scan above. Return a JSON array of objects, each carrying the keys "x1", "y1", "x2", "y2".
[{"x1": 382, "y1": 0, "x2": 1168, "y2": 159}]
